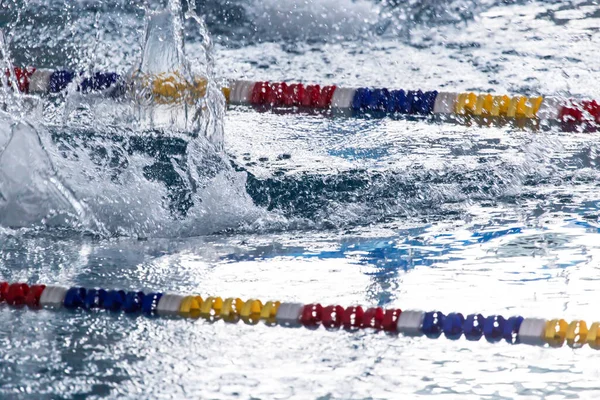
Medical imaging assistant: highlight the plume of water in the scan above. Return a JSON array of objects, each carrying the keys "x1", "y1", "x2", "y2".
[
  {"x1": 0, "y1": 29, "x2": 23, "y2": 116},
  {"x1": 0, "y1": 23, "x2": 99, "y2": 231},
  {"x1": 0, "y1": 0, "x2": 274, "y2": 236}
]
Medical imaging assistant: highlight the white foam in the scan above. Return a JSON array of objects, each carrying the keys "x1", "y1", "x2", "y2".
[{"x1": 0, "y1": 3, "x2": 284, "y2": 237}]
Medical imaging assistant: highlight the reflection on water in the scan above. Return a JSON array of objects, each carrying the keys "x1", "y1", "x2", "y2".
[{"x1": 2, "y1": 205, "x2": 600, "y2": 397}]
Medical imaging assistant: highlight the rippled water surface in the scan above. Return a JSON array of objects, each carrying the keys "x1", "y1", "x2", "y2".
[{"x1": 2, "y1": 0, "x2": 600, "y2": 398}]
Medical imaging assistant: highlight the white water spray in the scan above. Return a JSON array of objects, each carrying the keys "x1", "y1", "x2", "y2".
[{"x1": 0, "y1": 1, "x2": 276, "y2": 236}]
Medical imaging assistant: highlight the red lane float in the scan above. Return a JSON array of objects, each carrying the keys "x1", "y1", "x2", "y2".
[
  {"x1": 5, "y1": 283, "x2": 29, "y2": 305},
  {"x1": 249, "y1": 81, "x2": 336, "y2": 109}
]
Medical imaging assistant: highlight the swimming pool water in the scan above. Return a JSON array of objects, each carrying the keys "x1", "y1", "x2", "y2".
[{"x1": 2, "y1": 0, "x2": 600, "y2": 398}]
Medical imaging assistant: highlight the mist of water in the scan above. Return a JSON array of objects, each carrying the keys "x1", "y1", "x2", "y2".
[{"x1": 0, "y1": 0, "x2": 275, "y2": 237}]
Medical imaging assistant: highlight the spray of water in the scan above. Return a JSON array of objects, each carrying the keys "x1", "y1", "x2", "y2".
[
  {"x1": 0, "y1": 0, "x2": 577, "y2": 237},
  {"x1": 0, "y1": 0, "x2": 278, "y2": 237}
]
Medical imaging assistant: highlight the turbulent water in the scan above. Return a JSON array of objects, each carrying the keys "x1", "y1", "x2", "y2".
[{"x1": 1, "y1": 0, "x2": 600, "y2": 398}]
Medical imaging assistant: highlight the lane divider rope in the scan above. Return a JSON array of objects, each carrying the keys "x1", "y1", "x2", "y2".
[
  {"x1": 0, "y1": 281, "x2": 596, "y2": 349},
  {"x1": 4, "y1": 67, "x2": 600, "y2": 128}
]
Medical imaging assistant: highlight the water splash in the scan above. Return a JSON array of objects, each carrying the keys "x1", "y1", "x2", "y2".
[
  {"x1": 0, "y1": 30, "x2": 24, "y2": 116},
  {"x1": 0, "y1": 0, "x2": 275, "y2": 237},
  {"x1": 63, "y1": 0, "x2": 223, "y2": 139}
]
